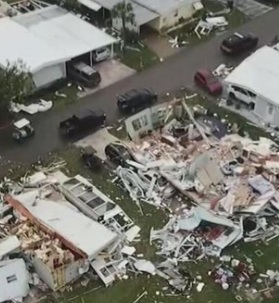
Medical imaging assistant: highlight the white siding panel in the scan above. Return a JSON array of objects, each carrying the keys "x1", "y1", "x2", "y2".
[
  {"x1": 254, "y1": 96, "x2": 275, "y2": 123},
  {"x1": 33, "y1": 63, "x2": 66, "y2": 88}
]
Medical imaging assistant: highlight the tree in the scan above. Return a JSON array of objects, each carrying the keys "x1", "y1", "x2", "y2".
[
  {"x1": 0, "y1": 59, "x2": 32, "y2": 122},
  {"x1": 111, "y1": 0, "x2": 135, "y2": 47}
]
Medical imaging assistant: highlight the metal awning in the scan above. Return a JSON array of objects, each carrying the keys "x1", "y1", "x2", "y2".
[{"x1": 78, "y1": 0, "x2": 102, "y2": 11}]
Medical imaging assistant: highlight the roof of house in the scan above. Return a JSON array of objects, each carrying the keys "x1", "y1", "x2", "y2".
[
  {"x1": 130, "y1": 1, "x2": 159, "y2": 25},
  {"x1": 135, "y1": 0, "x2": 199, "y2": 15},
  {"x1": 225, "y1": 46, "x2": 279, "y2": 105},
  {"x1": 13, "y1": 190, "x2": 118, "y2": 260},
  {"x1": 92, "y1": 0, "x2": 159, "y2": 25},
  {"x1": 0, "y1": 5, "x2": 116, "y2": 73},
  {"x1": 94, "y1": 0, "x2": 198, "y2": 12},
  {"x1": 92, "y1": 0, "x2": 199, "y2": 25}
]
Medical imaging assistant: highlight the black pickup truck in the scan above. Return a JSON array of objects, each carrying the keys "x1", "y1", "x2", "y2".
[{"x1": 59, "y1": 110, "x2": 106, "y2": 136}]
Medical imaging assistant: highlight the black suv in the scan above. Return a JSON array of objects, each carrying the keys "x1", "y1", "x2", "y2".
[
  {"x1": 117, "y1": 88, "x2": 157, "y2": 113},
  {"x1": 59, "y1": 110, "x2": 106, "y2": 136},
  {"x1": 220, "y1": 33, "x2": 258, "y2": 55}
]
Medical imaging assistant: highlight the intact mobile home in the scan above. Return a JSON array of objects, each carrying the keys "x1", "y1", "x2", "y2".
[{"x1": 224, "y1": 46, "x2": 279, "y2": 127}]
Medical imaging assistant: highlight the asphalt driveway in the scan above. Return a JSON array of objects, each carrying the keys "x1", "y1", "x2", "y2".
[{"x1": 1, "y1": 7, "x2": 279, "y2": 166}]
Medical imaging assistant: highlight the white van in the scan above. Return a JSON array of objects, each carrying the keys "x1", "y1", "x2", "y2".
[
  {"x1": 93, "y1": 47, "x2": 110, "y2": 63},
  {"x1": 227, "y1": 84, "x2": 256, "y2": 109}
]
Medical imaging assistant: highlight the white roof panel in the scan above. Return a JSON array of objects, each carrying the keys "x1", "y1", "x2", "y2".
[
  {"x1": 0, "y1": 6, "x2": 116, "y2": 73},
  {"x1": 96, "y1": 0, "x2": 198, "y2": 14},
  {"x1": 131, "y1": 2, "x2": 159, "y2": 26},
  {"x1": 0, "y1": 17, "x2": 65, "y2": 72},
  {"x1": 13, "y1": 190, "x2": 118, "y2": 260},
  {"x1": 78, "y1": 0, "x2": 102, "y2": 11},
  {"x1": 225, "y1": 46, "x2": 279, "y2": 105},
  {"x1": 0, "y1": 236, "x2": 21, "y2": 259},
  {"x1": 135, "y1": 0, "x2": 198, "y2": 14}
]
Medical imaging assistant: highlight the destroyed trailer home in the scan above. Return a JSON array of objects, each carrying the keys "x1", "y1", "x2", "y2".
[
  {"x1": 112, "y1": 100, "x2": 279, "y2": 260},
  {"x1": 121, "y1": 100, "x2": 279, "y2": 213},
  {"x1": 0, "y1": 169, "x2": 147, "y2": 297},
  {"x1": 150, "y1": 205, "x2": 243, "y2": 259},
  {"x1": 4, "y1": 189, "x2": 118, "y2": 291}
]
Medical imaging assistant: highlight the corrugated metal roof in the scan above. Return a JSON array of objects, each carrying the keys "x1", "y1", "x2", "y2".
[{"x1": 12, "y1": 190, "x2": 118, "y2": 260}]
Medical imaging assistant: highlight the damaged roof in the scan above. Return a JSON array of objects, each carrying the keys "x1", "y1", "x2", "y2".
[{"x1": 10, "y1": 190, "x2": 118, "y2": 260}]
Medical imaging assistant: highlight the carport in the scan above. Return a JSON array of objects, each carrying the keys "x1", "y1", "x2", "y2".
[{"x1": 0, "y1": 4, "x2": 117, "y2": 88}]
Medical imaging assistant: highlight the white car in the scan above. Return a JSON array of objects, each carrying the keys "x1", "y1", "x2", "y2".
[
  {"x1": 227, "y1": 84, "x2": 256, "y2": 109},
  {"x1": 93, "y1": 47, "x2": 110, "y2": 63}
]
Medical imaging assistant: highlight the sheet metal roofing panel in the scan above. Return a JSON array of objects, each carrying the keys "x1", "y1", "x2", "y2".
[
  {"x1": 13, "y1": 190, "x2": 118, "y2": 260},
  {"x1": 225, "y1": 46, "x2": 279, "y2": 105},
  {"x1": 134, "y1": 0, "x2": 197, "y2": 14},
  {"x1": 78, "y1": 0, "x2": 102, "y2": 11},
  {"x1": 0, "y1": 236, "x2": 21, "y2": 259},
  {"x1": 17, "y1": 6, "x2": 117, "y2": 58},
  {"x1": 131, "y1": 1, "x2": 159, "y2": 25},
  {"x1": 93, "y1": 0, "x2": 159, "y2": 25},
  {"x1": 0, "y1": 17, "x2": 66, "y2": 72},
  {"x1": 24, "y1": 12, "x2": 116, "y2": 59}
]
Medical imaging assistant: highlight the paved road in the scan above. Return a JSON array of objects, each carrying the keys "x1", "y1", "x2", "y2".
[{"x1": 1, "y1": 7, "x2": 279, "y2": 165}]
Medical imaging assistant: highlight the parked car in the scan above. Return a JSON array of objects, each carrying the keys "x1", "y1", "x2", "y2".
[
  {"x1": 117, "y1": 88, "x2": 158, "y2": 113},
  {"x1": 59, "y1": 110, "x2": 106, "y2": 136},
  {"x1": 194, "y1": 69, "x2": 223, "y2": 95},
  {"x1": 105, "y1": 142, "x2": 132, "y2": 166},
  {"x1": 68, "y1": 62, "x2": 101, "y2": 87},
  {"x1": 227, "y1": 85, "x2": 256, "y2": 109},
  {"x1": 93, "y1": 47, "x2": 110, "y2": 63},
  {"x1": 220, "y1": 32, "x2": 258, "y2": 55},
  {"x1": 12, "y1": 118, "x2": 34, "y2": 142}
]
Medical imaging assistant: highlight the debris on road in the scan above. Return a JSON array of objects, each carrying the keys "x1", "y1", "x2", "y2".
[
  {"x1": 194, "y1": 17, "x2": 228, "y2": 39},
  {"x1": 10, "y1": 99, "x2": 53, "y2": 114}
]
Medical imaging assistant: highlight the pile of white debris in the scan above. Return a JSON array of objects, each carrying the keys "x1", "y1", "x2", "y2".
[{"x1": 105, "y1": 99, "x2": 279, "y2": 298}]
